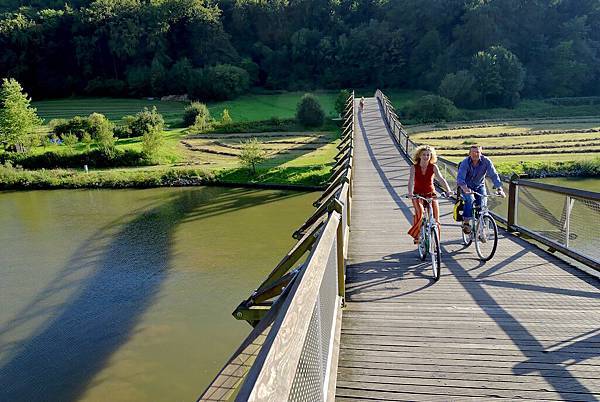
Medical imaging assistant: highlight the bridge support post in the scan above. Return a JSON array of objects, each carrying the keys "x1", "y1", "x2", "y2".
[{"x1": 507, "y1": 173, "x2": 519, "y2": 232}]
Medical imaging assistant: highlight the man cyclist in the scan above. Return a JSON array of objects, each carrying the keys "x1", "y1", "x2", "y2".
[{"x1": 457, "y1": 145, "x2": 505, "y2": 234}]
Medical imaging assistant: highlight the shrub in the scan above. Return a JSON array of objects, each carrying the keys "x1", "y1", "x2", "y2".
[
  {"x1": 53, "y1": 116, "x2": 92, "y2": 140},
  {"x1": 296, "y1": 93, "x2": 325, "y2": 127},
  {"x1": 2, "y1": 149, "x2": 148, "y2": 169},
  {"x1": 334, "y1": 89, "x2": 351, "y2": 116},
  {"x1": 142, "y1": 125, "x2": 163, "y2": 159},
  {"x1": 87, "y1": 113, "x2": 113, "y2": 140},
  {"x1": 183, "y1": 102, "x2": 210, "y2": 127},
  {"x1": 128, "y1": 107, "x2": 164, "y2": 137},
  {"x1": 62, "y1": 133, "x2": 78, "y2": 150},
  {"x1": 402, "y1": 95, "x2": 460, "y2": 123}
]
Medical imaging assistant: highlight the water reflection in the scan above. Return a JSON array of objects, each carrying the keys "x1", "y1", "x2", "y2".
[{"x1": 0, "y1": 187, "x2": 313, "y2": 401}]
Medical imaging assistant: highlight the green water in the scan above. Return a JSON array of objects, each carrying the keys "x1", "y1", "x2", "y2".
[
  {"x1": 535, "y1": 177, "x2": 600, "y2": 192},
  {"x1": 0, "y1": 187, "x2": 317, "y2": 402}
]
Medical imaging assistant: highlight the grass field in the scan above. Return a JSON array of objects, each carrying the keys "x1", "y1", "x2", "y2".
[
  {"x1": 32, "y1": 90, "x2": 341, "y2": 127},
  {"x1": 407, "y1": 118, "x2": 600, "y2": 167}
]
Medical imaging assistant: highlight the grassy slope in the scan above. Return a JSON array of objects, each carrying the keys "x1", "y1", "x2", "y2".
[{"x1": 20, "y1": 91, "x2": 344, "y2": 188}]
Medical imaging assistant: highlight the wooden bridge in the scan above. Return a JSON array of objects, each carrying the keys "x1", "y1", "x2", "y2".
[{"x1": 200, "y1": 92, "x2": 600, "y2": 401}]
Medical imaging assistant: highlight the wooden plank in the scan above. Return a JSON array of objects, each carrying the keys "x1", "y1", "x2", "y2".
[{"x1": 336, "y1": 96, "x2": 600, "y2": 400}]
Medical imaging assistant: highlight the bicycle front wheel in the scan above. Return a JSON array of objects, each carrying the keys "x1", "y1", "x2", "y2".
[
  {"x1": 418, "y1": 223, "x2": 428, "y2": 261},
  {"x1": 430, "y1": 227, "x2": 441, "y2": 281},
  {"x1": 475, "y1": 215, "x2": 498, "y2": 261}
]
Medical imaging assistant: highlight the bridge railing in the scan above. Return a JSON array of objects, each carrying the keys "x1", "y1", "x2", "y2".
[
  {"x1": 198, "y1": 92, "x2": 355, "y2": 402},
  {"x1": 375, "y1": 89, "x2": 600, "y2": 271}
]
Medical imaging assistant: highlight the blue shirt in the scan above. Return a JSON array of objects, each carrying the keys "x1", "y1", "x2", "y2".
[{"x1": 457, "y1": 155, "x2": 502, "y2": 189}]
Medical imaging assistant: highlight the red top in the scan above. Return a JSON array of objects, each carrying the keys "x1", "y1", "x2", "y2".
[{"x1": 413, "y1": 163, "x2": 435, "y2": 196}]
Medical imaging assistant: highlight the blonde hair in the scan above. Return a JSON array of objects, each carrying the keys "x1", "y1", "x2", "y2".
[{"x1": 413, "y1": 145, "x2": 438, "y2": 165}]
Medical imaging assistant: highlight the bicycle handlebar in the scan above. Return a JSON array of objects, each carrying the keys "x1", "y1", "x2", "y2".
[{"x1": 406, "y1": 192, "x2": 454, "y2": 202}]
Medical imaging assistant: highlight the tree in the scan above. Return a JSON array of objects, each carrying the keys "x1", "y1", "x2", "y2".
[
  {"x1": 471, "y1": 46, "x2": 525, "y2": 107},
  {"x1": 203, "y1": 64, "x2": 250, "y2": 100},
  {"x1": 221, "y1": 108, "x2": 232, "y2": 124},
  {"x1": 238, "y1": 137, "x2": 266, "y2": 174},
  {"x1": 296, "y1": 93, "x2": 325, "y2": 127},
  {"x1": 403, "y1": 95, "x2": 459, "y2": 123},
  {"x1": 0, "y1": 78, "x2": 42, "y2": 151},
  {"x1": 438, "y1": 70, "x2": 479, "y2": 108}
]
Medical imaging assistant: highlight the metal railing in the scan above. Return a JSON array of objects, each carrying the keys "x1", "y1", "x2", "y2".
[
  {"x1": 375, "y1": 89, "x2": 600, "y2": 271},
  {"x1": 198, "y1": 92, "x2": 355, "y2": 402}
]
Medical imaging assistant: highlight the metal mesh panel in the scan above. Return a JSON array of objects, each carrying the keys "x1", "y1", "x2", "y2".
[
  {"x1": 486, "y1": 177, "x2": 509, "y2": 221},
  {"x1": 319, "y1": 241, "x2": 338, "y2": 374},
  {"x1": 517, "y1": 186, "x2": 600, "y2": 261},
  {"x1": 569, "y1": 197, "x2": 600, "y2": 261},
  {"x1": 516, "y1": 186, "x2": 567, "y2": 244},
  {"x1": 288, "y1": 230, "x2": 338, "y2": 402},
  {"x1": 288, "y1": 302, "x2": 324, "y2": 402}
]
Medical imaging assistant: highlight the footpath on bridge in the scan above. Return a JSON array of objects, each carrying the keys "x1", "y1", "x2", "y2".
[{"x1": 335, "y1": 97, "x2": 600, "y2": 401}]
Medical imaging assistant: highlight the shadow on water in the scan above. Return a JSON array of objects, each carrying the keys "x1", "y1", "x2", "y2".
[{"x1": 0, "y1": 186, "x2": 302, "y2": 402}]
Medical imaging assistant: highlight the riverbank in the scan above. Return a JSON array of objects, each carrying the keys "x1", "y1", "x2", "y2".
[{"x1": 0, "y1": 164, "x2": 329, "y2": 191}]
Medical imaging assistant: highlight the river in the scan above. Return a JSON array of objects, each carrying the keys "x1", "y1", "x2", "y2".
[{"x1": 0, "y1": 186, "x2": 316, "y2": 402}]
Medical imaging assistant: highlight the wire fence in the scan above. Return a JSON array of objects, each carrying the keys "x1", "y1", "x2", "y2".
[{"x1": 375, "y1": 89, "x2": 599, "y2": 271}]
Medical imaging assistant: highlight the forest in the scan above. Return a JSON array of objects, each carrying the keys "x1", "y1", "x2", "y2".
[{"x1": 1, "y1": 0, "x2": 599, "y2": 108}]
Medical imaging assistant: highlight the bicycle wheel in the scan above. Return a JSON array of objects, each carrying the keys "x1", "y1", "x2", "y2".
[
  {"x1": 475, "y1": 214, "x2": 498, "y2": 261},
  {"x1": 418, "y1": 223, "x2": 427, "y2": 261},
  {"x1": 430, "y1": 227, "x2": 441, "y2": 281}
]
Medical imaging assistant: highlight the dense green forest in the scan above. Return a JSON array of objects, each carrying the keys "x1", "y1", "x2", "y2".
[{"x1": 1, "y1": 0, "x2": 599, "y2": 107}]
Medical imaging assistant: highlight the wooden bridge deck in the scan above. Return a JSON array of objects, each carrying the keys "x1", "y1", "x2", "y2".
[{"x1": 335, "y1": 98, "x2": 600, "y2": 401}]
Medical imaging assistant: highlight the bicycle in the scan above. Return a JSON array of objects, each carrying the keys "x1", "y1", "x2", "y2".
[
  {"x1": 407, "y1": 193, "x2": 450, "y2": 281},
  {"x1": 460, "y1": 191, "x2": 500, "y2": 261}
]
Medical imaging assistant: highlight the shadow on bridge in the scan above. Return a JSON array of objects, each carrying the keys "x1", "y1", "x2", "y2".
[{"x1": 440, "y1": 240, "x2": 600, "y2": 399}]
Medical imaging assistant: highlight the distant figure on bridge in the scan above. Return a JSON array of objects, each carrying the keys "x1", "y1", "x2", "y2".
[
  {"x1": 457, "y1": 145, "x2": 505, "y2": 234},
  {"x1": 407, "y1": 145, "x2": 453, "y2": 244},
  {"x1": 359, "y1": 97, "x2": 365, "y2": 112}
]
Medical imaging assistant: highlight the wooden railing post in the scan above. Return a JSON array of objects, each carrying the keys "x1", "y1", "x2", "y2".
[{"x1": 507, "y1": 173, "x2": 519, "y2": 232}]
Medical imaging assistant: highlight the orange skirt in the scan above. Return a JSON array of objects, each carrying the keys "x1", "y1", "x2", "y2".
[{"x1": 408, "y1": 198, "x2": 440, "y2": 241}]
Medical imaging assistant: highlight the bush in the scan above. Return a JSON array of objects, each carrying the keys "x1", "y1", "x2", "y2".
[
  {"x1": 2, "y1": 149, "x2": 149, "y2": 169},
  {"x1": 52, "y1": 113, "x2": 113, "y2": 141},
  {"x1": 183, "y1": 102, "x2": 210, "y2": 127},
  {"x1": 53, "y1": 116, "x2": 93, "y2": 140},
  {"x1": 334, "y1": 89, "x2": 351, "y2": 116},
  {"x1": 296, "y1": 93, "x2": 325, "y2": 127},
  {"x1": 142, "y1": 126, "x2": 163, "y2": 159},
  {"x1": 210, "y1": 118, "x2": 297, "y2": 134},
  {"x1": 128, "y1": 107, "x2": 164, "y2": 137},
  {"x1": 402, "y1": 95, "x2": 460, "y2": 123}
]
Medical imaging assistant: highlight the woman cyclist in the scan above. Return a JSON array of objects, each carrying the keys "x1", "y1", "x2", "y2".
[{"x1": 407, "y1": 145, "x2": 452, "y2": 244}]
